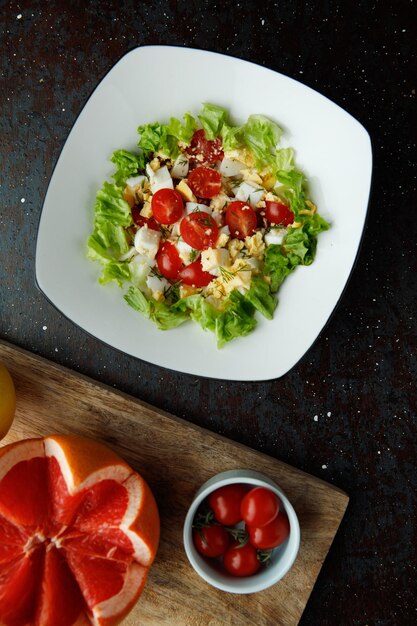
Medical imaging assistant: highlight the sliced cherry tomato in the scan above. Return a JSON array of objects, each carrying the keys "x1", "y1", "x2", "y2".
[
  {"x1": 247, "y1": 513, "x2": 290, "y2": 550},
  {"x1": 225, "y1": 201, "x2": 257, "y2": 239},
  {"x1": 185, "y1": 129, "x2": 223, "y2": 165},
  {"x1": 178, "y1": 259, "x2": 213, "y2": 287},
  {"x1": 180, "y1": 212, "x2": 219, "y2": 250},
  {"x1": 265, "y1": 200, "x2": 294, "y2": 226},
  {"x1": 223, "y1": 543, "x2": 261, "y2": 577},
  {"x1": 188, "y1": 167, "x2": 222, "y2": 199},
  {"x1": 208, "y1": 484, "x2": 248, "y2": 526},
  {"x1": 193, "y1": 524, "x2": 230, "y2": 558},
  {"x1": 240, "y1": 487, "x2": 280, "y2": 528},
  {"x1": 131, "y1": 206, "x2": 160, "y2": 231},
  {"x1": 151, "y1": 188, "x2": 184, "y2": 225},
  {"x1": 156, "y1": 241, "x2": 183, "y2": 280}
]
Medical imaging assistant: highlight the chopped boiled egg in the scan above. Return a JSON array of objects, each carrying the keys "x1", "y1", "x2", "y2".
[
  {"x1": 210, "y1": 192, "x2": 230, "y2": 212},
  {"x1": 219, "y1": 158, "x2": 246, "y2": 177},
  {"x1": 264, "y1": 228, "x2": 287, "y2": 246},
  {"x1": 147, "y1": 165, "x2": 174, "y2": 194},
  {"x1": 125, "y1": 175, "x2": 147, "y2": 190},
  {"x1": 176, "y1": 239, "x2": 198, "y2": 264},
  {"x1": 234, "y1": 182, "x2": 264, "y2": 207},
  {"x1": 140, "y1": 201, "x2": 152, "y2": 218},
  {"x1": 244, "y1": 232, "x2": 265, "y2": 258},
  {"x1": 224, "y1": 148, "x2": 255, "y2": 168},
  {"x1": 146, "y1": 274, "x2": 169, "y2": 301},
  {"x1": 228, "y1": 238, "x2": 244, "y2": 259},
  {"x1": 201, "y1": 248, "x2": 231, "y2": 276},
  {"x1": 170, "y1": 155, "x2": 189, "y2": 178},
  {"x1": 134, "y1": 226, "x2": 161, "y2": 259},
  {"x1": 118, "y1": 246, "x2": 136, "y2": 262}
]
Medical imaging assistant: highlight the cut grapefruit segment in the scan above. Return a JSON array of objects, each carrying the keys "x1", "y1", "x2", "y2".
[
  {"x1": 0, "y1": 516, "x2": 28, "y2": 564},
  {"x1": 0, "y1": 548, "x2": 43, "y2": 626},
  {"x1": 35, "y1": 546, "x2": 89, "y2": 626},
  {"x1": 70, "y1": 480, "x2": 130, "y2": 531},
  {"x1": 61, "y1": 527, "x2": 134, "y2": 562},
  {"x1": 0, "y1": 436, "x2": 160, "y2": 626}
]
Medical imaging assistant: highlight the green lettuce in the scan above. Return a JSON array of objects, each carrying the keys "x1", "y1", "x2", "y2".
[
  {"x1": 264, "y1": 244, "x2": 296, "y2": 292},
  {"x1": 166, "y1": 113, "x2": 197, "y2": 144},
  {"x1": 99, "y1": 262, "x2": 131, "y2": 287},
  {"x1": 215, "y1": 291, "x2": 257, "y2": 348},
  {"x1": 137, "y1": 114, "x2": 198, "y2": 157},
  {"x1": 240, "y1": 114, "x2": 282, "y2": 167},
  {"x1": 174, "y1": 295, "x2": 220, "y2": 333},
  {"x1": 198, "y1": 103, "x2": 228, "y2": 140},
  {"x1": 124, "y1": 286, "x2": 189, "y2": 330},
  {"x1": 245, "y1": 277, "x2": 277, "y2": 320},
  {"x1": 111, "y1": 149, "x2": 145, "y2": 187},
  {"x1": 94, "y1": 182, "x2": 132, "y2": 227}
]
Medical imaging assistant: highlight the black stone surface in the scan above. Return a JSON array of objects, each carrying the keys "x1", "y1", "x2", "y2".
[{"x1": 1, "y1": 0, "x2": 416, "y2": 624}]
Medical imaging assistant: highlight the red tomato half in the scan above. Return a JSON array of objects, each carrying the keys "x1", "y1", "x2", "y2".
[
  {"x1": 225, "y1": 201, "x2": 257, "y2": 240},
  {"x1": 178, "y1": 259, "x2": 213, "y2": 287},
  {"x1": 156, "y1": 241, "x2": 183, "y2": 280},
  {"x1": 180, "y1": 212, "x2": 219, "y2": 250},
  {"x1": 188, "y1": 167, "x2": 222, "y2": 199},
  {"x1": 131, "y1": 207, "x2": 160, "y2": 231},
  {"x1": 193, "y1": 524, "x2": 230, "y2": 558},
  {"x1": 208, "y1": 484, "x2": 248, "y2": 526},
  {"x1": 247, "y1": 513, "x2": 290, "y2": 550},
  {"x1": 223, "y1": 543, "x2": 261, "y2": 577},
  {"x1": 186, "y1": 129, "x2": 223, "y2": 165},
  {"x1": 264, "y1": 200, "x2": 294, "y2": 226},
  {"x1": 240, "y1": 487, "x2": 280, "y2": 528},
  {"x1": 151, "y1": 188, "x2": 184, "y2": 225}
]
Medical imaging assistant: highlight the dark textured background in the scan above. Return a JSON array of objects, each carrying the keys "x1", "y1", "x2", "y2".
[{"x1": 1, "y1": 0, "x2": 416, "y2": 624}]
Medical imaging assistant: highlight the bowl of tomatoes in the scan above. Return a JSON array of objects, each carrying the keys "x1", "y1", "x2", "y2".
[{"x1": 183, "y1": 469, "x2": 300, "y2": 593}]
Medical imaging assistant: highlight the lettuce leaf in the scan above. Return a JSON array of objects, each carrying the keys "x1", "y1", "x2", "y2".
[
  {"x1": 174, "y1": 294, "x2": 220, "y2": 333},
  {"x1": 98, "y1": 262, "x2": 131, "y2": 287},
  {"x1": 137, "y1": 122, "x2": 180, "y2": 159},
  {"x1": 198, "y1": 103, "x2": 228, "y2": 140},
  {"x1": 215, "y1": 291, "x2": 257, "y2": 348},
  {"x1": 264, "y1": 245, "x2": 295, "y2": 292},
  {"x1": 94, "y1": 182, "x2": 132, "y2": 227},
  {"x1": 111, "y1": 149, "x2": 145, "y2": 187},
  {"x1": 167, "y1": 113, "x2": 197, "y2": 144},
  {"x1": 124, "y1": 286, "x2": 189, "y2": 330},
  {"x1": 240, "y1": 114, "x2": 282, "y2": 167},
  {"x1": 245, "y1": 277, "x2": 277, "y2": 320}
]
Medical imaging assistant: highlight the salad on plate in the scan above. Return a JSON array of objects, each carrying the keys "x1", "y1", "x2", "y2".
[{"x1": 87, "y1": 104, "x2": 329, "y2": 347}]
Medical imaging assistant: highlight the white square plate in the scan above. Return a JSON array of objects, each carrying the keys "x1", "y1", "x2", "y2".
[{"x1": 36, "y1": 46, "x2": 372, "y2": 381}]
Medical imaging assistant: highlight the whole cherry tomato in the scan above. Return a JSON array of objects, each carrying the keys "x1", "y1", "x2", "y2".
[
  {"x1": 247, "y1": 512, "x2": 290, "y2": 549},
  {"x1": 193, "y1": 524, "x2": 230, "y2": 558},
  {"x1": 208, "y1": 484, "x2": 248, "y2": 526},
  {"x1": 240, "y1": 487, "x2": 280, "y2": 528},
  {"x1": 223, "y1": 542, "x2": 261, "y2": 577}
]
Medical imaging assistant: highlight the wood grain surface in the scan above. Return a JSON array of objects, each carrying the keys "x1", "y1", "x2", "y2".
[{"x1": 0, "y1": 340, "x2": 348, "y2": 626}]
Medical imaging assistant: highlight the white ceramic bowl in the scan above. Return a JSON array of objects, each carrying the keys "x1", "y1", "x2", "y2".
[
  {"x1": 183, "y1": 470, "x2": 300, "y2": 594},
  {"x1": 35, "y1": 45, "x2": 372, "y2": 381}
]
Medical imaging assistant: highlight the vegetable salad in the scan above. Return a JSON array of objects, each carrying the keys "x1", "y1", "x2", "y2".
[{"x1": 87, "y1": 104, "x2": 329, "y2": 347}]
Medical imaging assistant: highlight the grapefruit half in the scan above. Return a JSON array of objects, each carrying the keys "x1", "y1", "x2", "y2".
[{"x1": 0, "y1": 435, "x2": 160, "y2": 626}]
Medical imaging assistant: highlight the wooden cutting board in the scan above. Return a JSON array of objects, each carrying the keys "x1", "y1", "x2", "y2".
[{"x1": 0, "y1": 340, "x2": 348, "y2": 626}]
